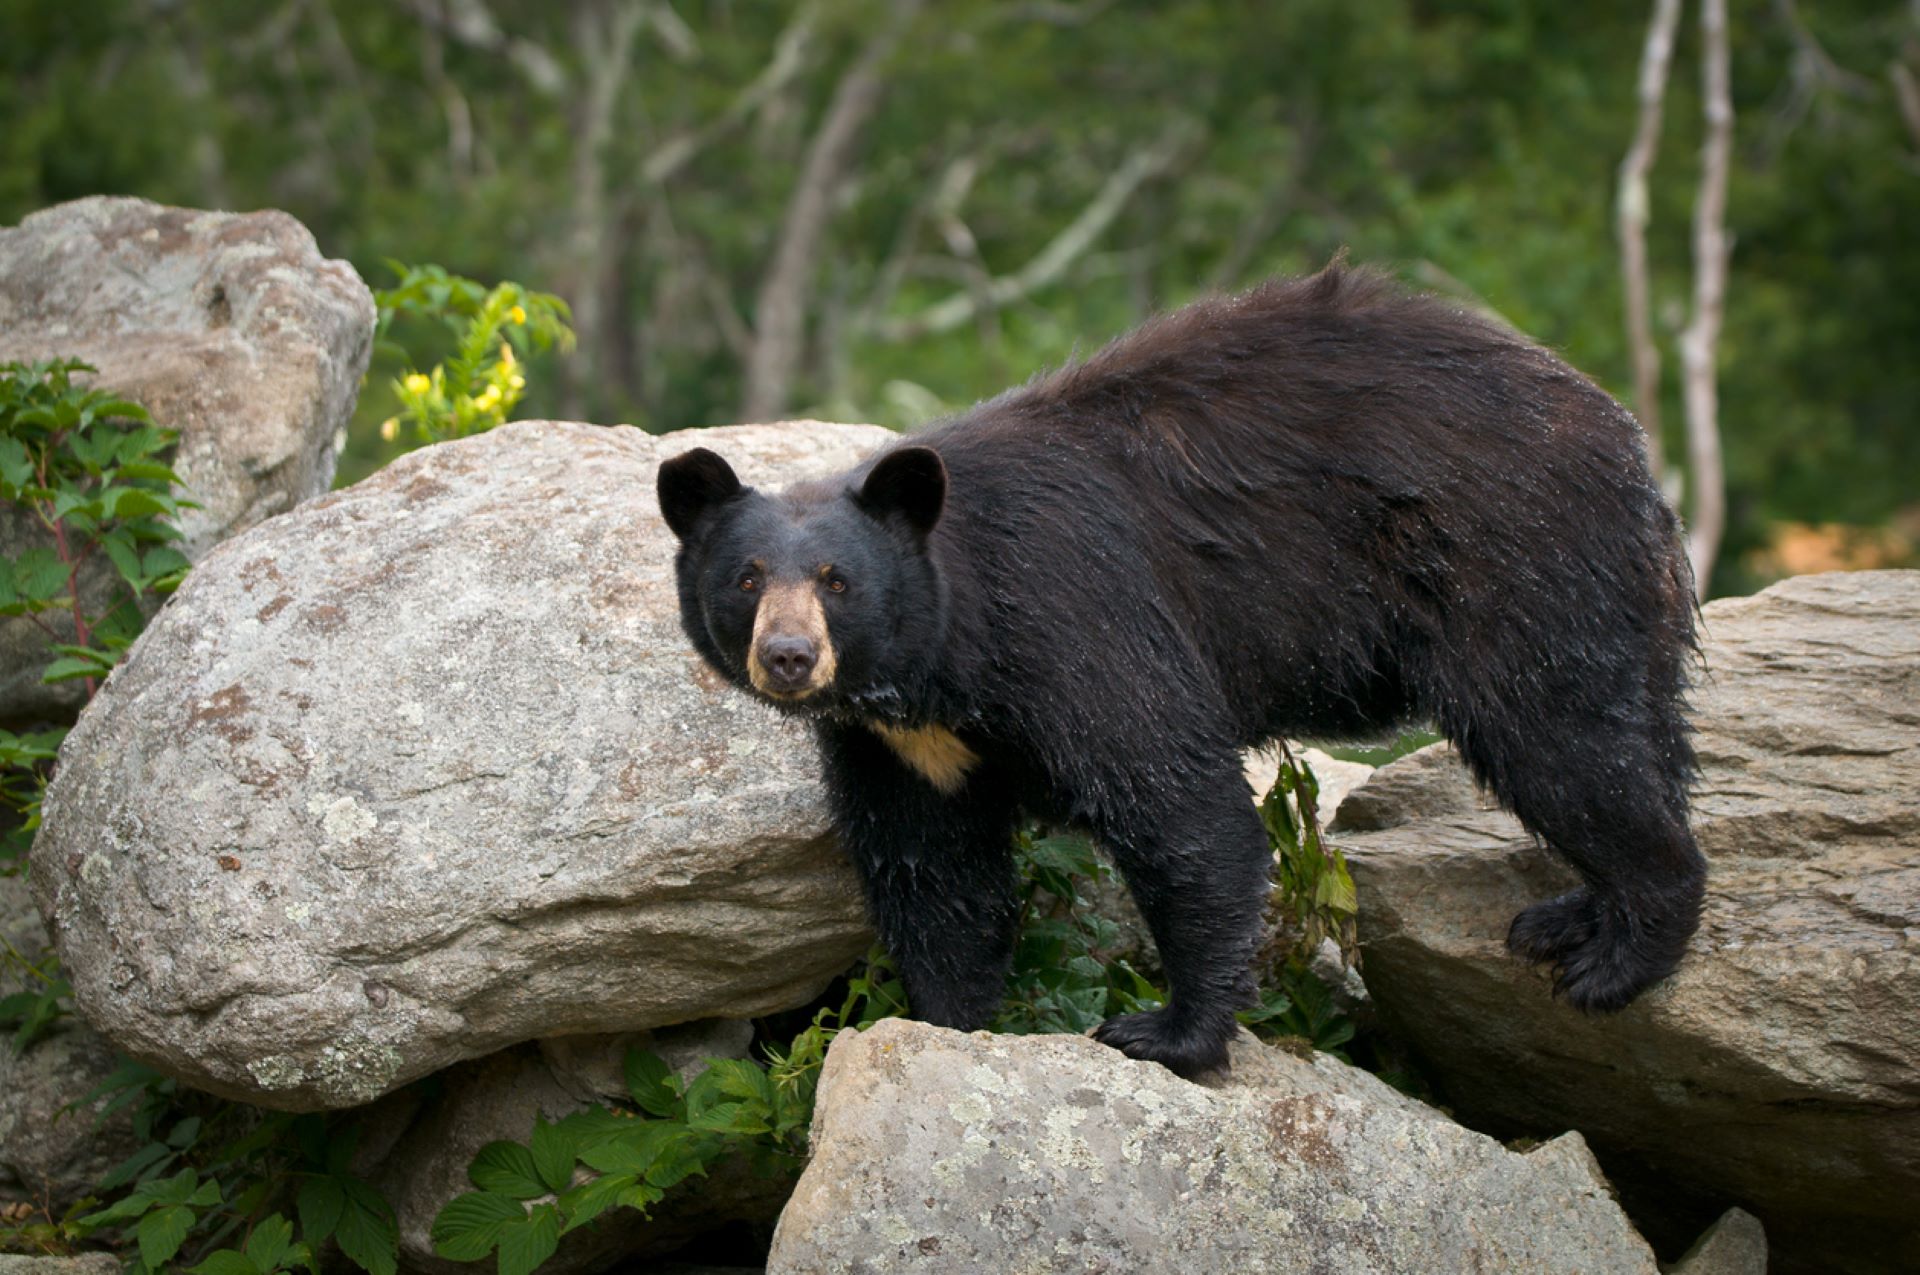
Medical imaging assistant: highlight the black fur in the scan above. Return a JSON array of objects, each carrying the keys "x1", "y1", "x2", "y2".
[{"x1": 658, "y1": 262, "x2": 1705, "y2": 1078}]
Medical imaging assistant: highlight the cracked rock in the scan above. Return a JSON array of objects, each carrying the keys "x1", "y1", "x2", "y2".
[
  {"x1": 1336, "y1": 570, "x2": 1920, "y2": 1274},
  {"x1": 768, "y1": 1019, "x2": 1662, "y2": 1274},
  {"x1": 32, "y1": 420, "x2": 884, "y2": 1110},
  {"x1": 0, "y1": 196, "x2": 373, "y2": 718}
]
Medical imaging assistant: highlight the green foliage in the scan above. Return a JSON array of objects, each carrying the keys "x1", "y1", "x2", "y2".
[
  {"x1": 0, "y1": 358, "x2": 193, "y2": 695},
  {"x1": 373, "y1": 264, "x2": 573, "y2": 447},
  {"x1": 5, "y1": 1062, "x2": 400, "y2": 1274},
  {"x1": 992, "y1": 828, "x2": 1163, "y2": 1036},
  {"x1": 1258, "y1": 745, "x2": 1358, "y2": 963},
  {"x1": 428, "y1": 952, "x2": 905, "y2": 1273}
]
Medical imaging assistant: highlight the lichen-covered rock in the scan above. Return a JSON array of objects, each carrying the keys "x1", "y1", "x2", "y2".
[
  {"x1": 0, "y1": 196, "x2": 374, "y2": 717},
  {"x1": 768, "y1": 1019, "x2": 1660, "y2": 1274},
  {"x1": 1336, "y1": 571, "x2": 1920, "y2": 1274},
  {"x1": 32, "y1": 420, "x2": 887, "y2": 1110},
  {"x1": 364, "y1": 1021, "x2": 789, "y2": 1275}
]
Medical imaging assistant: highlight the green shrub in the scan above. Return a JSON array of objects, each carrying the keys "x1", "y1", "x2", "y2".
[{"x1": 373, "y1": 264, "x2": 573, "y2": 446}]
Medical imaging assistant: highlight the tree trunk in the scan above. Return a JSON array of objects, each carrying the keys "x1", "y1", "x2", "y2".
[
  {"x1": 739, "y1": 0, "x2": 924, "y2": 423},
  {"x1": 1617, "y1": 0, "x2": 1682, "y2": 482},
  {"x1": 1681, "y1": 0, "x2": 1733, "y2": 598}
]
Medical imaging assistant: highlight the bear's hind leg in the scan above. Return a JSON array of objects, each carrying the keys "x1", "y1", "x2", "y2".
[
  {"x1": 1481, "y1": 735, "x2": 1704, "y2": 1012},
  {"x1": 1089, "y1": 763, "x2": 1273, "y2": 1078}
]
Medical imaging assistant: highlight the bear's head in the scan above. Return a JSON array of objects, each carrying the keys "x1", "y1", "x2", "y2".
[{"x1": 656, "y1": 444, "x2": 948, "y2": 717}]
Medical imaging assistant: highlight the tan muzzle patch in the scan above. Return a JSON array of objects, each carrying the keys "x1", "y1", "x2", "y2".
[{"x1": 747, "y1": 581, "x2": 838, "y2": 698}]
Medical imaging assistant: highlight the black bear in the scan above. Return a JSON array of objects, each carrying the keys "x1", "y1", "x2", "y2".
[{"x1": 657, "y1": 262, "x2": 1704, "y2": 1078}]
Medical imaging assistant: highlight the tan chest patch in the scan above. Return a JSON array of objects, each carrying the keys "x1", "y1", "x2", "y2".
[{"x1": 867, "y1": 722, "x2": 980, "y2": 794}]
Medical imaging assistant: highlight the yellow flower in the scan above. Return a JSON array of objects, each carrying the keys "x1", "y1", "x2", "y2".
[
  {"x1": 403, "y1": 373, "x2": 431, "y2": 395},
  {"x1": 475, "y1": 385, "x2": 502, "y2": 410},
  {"x1": 509, "y1": 305, "x2": 527, "y2": 326},
  {"x1": 508, "y1": 374, "x2": 526, "y2": 390},
  {"x1": 379, "y1": 417, "x2": 399, "y2": 442},
  {"x1": 499, "y1": 342, "x2": 517, "y2": 369}
]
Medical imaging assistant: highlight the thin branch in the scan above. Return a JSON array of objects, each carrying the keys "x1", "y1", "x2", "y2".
[
  {"x1": 741, "y1": 0, "x2": 925, "y2": 421},
  {"x1": 641, "y1": 3, "x2": 816, "y2": 184},
  {"x1": 1617, "y1": 0, "x2": 1681, "y2": 482},
  {"x1": 872, "y1": 118, "x2": 1199, "y2": 343},
  {"x1": 399, "y1": 0, "x2": 568, "y2": 95},
  {"x1": 1892, "y1": 61, "x2": 1920, "y2": 153},
  {"x1": 1682, "y1": 0, "x2": 1734, "y2": 598}
]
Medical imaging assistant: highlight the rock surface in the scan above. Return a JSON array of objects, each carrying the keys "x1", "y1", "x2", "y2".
[
  {"x1": 364, "y1": 1021, "x2": 788, "y2": 1275},
  {"x1": 1336, "y1": 570, "x2": 1920, "y2": 1275},
  {"x1": 768, "y1": 1018, "x2": 1661, "y2": 1274},
  {"x1": 0, "y1": 875, "x2": 138, "y2": 1210},
  {"x1": 0, "y1": 1256, "x2": 121, "y2": 1275},
  {"x1": 0, "y1": 196, "x2": 374, "y2": 718},
  {"x1": 33, "y1": 420, "x2": 888, "y2": 1110},
  {"x1": 1667, "y1": 1208, "x2": 1768, "y2": 1275}
]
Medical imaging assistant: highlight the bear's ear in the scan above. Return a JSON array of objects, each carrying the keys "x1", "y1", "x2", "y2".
[
  {"x1": 657, "y1": 447, "x2": 744, "y2": 541},
  {"x1": 858, "y1": 446, "x2": 946, "y2": 541}
]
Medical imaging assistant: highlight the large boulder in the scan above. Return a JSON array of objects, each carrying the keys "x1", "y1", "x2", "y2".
[
  {"x1": 32, "y1": 420, "x2": 886, "y2": 1110},
  {"x1": 1335, "y1": 570, "x2": 1920, "y2": 1274},
  {"x1": 0, "y1": 196, "x2": 374, "y2": 718},
  {"x1": 768, "y1": 1019, "x2": 1666, "y2": 1274}
]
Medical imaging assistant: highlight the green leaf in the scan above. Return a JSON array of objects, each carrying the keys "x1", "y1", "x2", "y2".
[
  {"x1": 142, "y1": 545, "x2": 190, "y2": 579},
  {"x1": 335, "y1": 1177, "x2": 398, "y2": 1275},
  {"x1": 92, "y1": 399, "x2": 153, "y2": 426},
  {"x1": 555, "y1": 1172, "x2": 634, "y2": 1234},
  {"x1": 295, "y1": 1175, "x2": 344, "y2": 1245},
  {"x1": 469, "y1": 1140, "x2": 545, "y2": 1199},
  {"x1": 101, "y1": 531, "x2": 144, "y2": 590},
  {"x1": 528, "y1": 1115, "x2": 579, "y2": 1194},
  {"x1": 137, "y1": 1203, "x2": 195, "y2": 1268},
  {"x1": 186, "y1": 1250, "x2": 261, "y2": 1275},
  {"x1": 495, "y1": 1204, "x2": 560, "y2": 1275},
  {"x1": 13, "y1": 547, "x2": 67, "y2": 603},
  {"x1": 41, "y1": 656, "x2": 103, "y2": 685},
  {"x1": 622, "y1": 1050, "x2": 678, "y2": 1117},
  {"x1": 0, "y1": 436, "x2": 33, "y2": 488},
  {"x1": 111, "y1": 487, "x2": 172, "y2": 519},
  {"x1": 244, "y1": 1213, "x2": 296, "y2": 1271},
  {"x1": 428, "y1": 1191, "x2": 524, "y2": 1263}
]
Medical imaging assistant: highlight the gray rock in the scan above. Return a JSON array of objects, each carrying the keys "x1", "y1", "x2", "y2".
[
  {"x1": 0, "y1": 1256, "x2": 121, "y2": 1275},
  {"x1": 0, "y1": 196, "x2": 374, "y2": 718},
  {"x1": 1666, "y1": 1208, "x2": 1767, "y2": 1275},
  {"x1": 33, "y1": 420, "x2": 886, "y2": 1110},
  {"x1": 365, "y1": 1023, "x2": 789, "y2": 1275},
  {"x1": 0, "y1": 875, "x2": 138, "y2": 1211},
  {"x1": 0, "y1": 1023, "x2": 140, "y2": 1213},
  {"x1": 1337, "y1": 570, "x2": 1920, "y2": 1274},
  {"x1": 767, "y1": 1018, "x2": 1660, "y2": 1274}
]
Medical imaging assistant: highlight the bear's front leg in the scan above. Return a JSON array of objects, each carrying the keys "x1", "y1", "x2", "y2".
[
  {"x1": 815, "y1": 721, "x2": 1022, "y2": 1031},
  {"x1": 1088, "y1": 760, "x2": 1274, "y2": 1078}
]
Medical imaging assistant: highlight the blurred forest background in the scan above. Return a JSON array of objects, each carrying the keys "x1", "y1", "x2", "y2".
[{"x1": 3, "y1": 0, "x2": 1916, "y2": 598}]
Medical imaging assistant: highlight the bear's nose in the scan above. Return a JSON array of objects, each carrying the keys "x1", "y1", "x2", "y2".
[{"x1": 761, "y1": 636, "x2": 817, "y2": 688}]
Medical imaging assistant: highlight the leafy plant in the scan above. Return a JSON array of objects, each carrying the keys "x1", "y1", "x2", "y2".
[
  {"x1": 992, "y1": 828, "x2": 1163, "y2": 1036},
  {"x1": 1258, "y1": 742, "x2": 1358, "y2": 964},
  {"x1": 7, "y1": 1063, "x2": 400, "y2": 1274},
  {"x1": 373, "y1": 264, "x2": 573, "y2": 446},
  {"x1": 0, "y1": 358, "x2": 194, "y2": 699}
]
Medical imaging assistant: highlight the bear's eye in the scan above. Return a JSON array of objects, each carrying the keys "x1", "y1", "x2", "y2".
[
  {"x1": 739, "y1": 574, "x2": 758, "y2": 593},
  {"x1": 827, "y1": 576, "x2": 847, "y2": 594}
]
